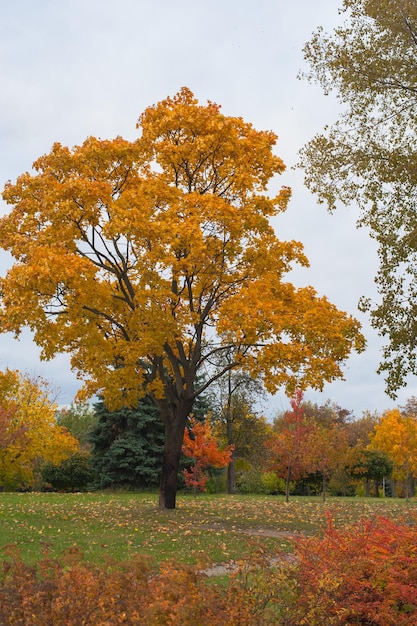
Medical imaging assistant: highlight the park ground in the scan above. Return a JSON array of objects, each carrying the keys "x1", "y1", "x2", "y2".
[{"x1": 1, "y1": 492, "x2": 416, "y2": 567}]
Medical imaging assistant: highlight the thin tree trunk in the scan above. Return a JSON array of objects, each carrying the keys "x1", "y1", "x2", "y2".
[
  {"x1": 322, "y1": 474, "x2": 326, "y2": 502},
  {"x1": 285, "y1": 465, "x2": 291, "y2": 503},
  {"x1": 226, "y1": 369, "x2": 236, "y2": 494},
  {"x1": 406, "y1": 466, "x2": 410, "y2": 502}
]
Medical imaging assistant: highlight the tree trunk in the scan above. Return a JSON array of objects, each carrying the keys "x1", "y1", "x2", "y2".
[
  {"x1": 225, "y1": 370, "x2": 236, "y2": 494},
  {"x1": 227, "y1": 458, "x2": 236, "y2": 494},
  {"x1": 405, "y1": 467, "x2": 410, "y2": 502},
  {"x1": 322, "y1": 474, "x2": 326, "y2": 502},
  {"x1": 285, "y1": 465, "x2": 291, "y2": 503},
  {"x1": 158, "y1": 406, "x2": 190, "y2": 510}
]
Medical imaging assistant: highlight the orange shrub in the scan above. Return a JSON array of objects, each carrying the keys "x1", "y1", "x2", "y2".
[
  {"x1": 290, "y1": 514, "x2": 417, "y2": 625},
  {"x1": 0, "y1": 547, "x2": 279, "y2": 625},
  {"x1": 1, "y1": 516, "x2": 417, "y2": 625}
]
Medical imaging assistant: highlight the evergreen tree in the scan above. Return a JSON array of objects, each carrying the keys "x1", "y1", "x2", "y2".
[{"x1": 89, "y1": 397, "x2": 164, "y2": 489}]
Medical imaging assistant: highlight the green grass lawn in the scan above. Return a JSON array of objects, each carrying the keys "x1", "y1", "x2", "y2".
[{"x1": 1, "y1": 492, "x2": 416, "y2": 567}]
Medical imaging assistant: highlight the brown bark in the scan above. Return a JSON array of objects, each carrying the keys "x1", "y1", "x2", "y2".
[
  {"x1": 159, "y1": 408, "x2": 190, "y2": 510},
  {"x1": 285, "y1": 465, "x2": 291, "y2": 503},
  {"x1": 227, "y1": 458, "x2": 236, "y2": 495}
]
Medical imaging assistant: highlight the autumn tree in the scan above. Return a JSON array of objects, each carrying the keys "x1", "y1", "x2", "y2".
[
  {"x1": 270, "y1": 390, "x2": 312, "y2": 502},
  {"x1": 304, "y1": 421, "x2": 350, "y2": 501},
  {"x1": 0, "y1": 88, "x2": 364, "y2": 508},
  {"x1": 370, "y1": 408, "x2": 417, "y2": 499},
  {"x1": 302, "y1": 399, "x2": 352, "y2": 428},
  {"x1": 182, "y1": 416, "x2": 232, "y2": 494},
  {"x1": 300, "y1": 0, "x2": 417, "y2": 397},
  {"x1": 345, "y1": 410, "x2": 379, "y2": 448},
  {"x1": 0, "y1": 369, "x2": 78, "y2": 489},
  {"x1": 276, "y1": 398, "x2": 355, "y2": 496}
]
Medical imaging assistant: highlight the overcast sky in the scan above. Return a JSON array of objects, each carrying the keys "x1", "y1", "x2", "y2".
[{"x1": 0, "y1": 0, "x2": 415, "y2": 417}]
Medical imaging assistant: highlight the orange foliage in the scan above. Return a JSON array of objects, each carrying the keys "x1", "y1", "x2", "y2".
[
  {"x1": 0, "y1": 369, "x2": 79, "y2": 489},
  {"x1": 0, "y1": 549, "x2": 275, "y2": 625},
  {"x1": 182, "y1": 417, "x2": 233, "y2": 492},
  {"x1": 304, "y1": 422, "x2": 350, "y2": 501},
  {"x1": 268, "y1": 390, "x2": 312, "y2": 501},
  {"x1": 1, "y1": 515, "x2": 417, "y2": 624},
  {"x1": 291, "y1": 514, "x2": 417, "y2": 625},
  {"x1": 0, "y1": 87, "x2": 364, "y2": 507}
]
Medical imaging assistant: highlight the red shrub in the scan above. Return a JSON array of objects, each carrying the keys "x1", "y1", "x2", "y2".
[{"x1": 290, "y1": 513, "x2": 417, "y2": 625}]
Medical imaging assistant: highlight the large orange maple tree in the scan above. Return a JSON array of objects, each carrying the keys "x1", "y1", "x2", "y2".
[{"x1": 0, "y1": 88, "x2": 364, "y2": 508}]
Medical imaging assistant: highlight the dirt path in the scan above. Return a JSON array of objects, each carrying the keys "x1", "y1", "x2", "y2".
[{"x1": 201, "y1": 526, "x2": 300, "y2": 577}]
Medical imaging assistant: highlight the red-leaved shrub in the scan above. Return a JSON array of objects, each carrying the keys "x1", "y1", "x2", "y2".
[{"x1": 290, "y1": 514, "x2": 417, "y2": 625}]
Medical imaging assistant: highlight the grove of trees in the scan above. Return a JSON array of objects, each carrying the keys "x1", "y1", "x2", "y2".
[{"x1": 1, "y1": 362, "x2": 417, "y2": 501}]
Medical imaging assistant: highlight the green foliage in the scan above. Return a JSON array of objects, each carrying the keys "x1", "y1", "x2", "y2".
[
  {"x1": 88, "y1": 397, "x2": 164, "y2": 489},
  {"x1": 235, "y1": 465, "x2": 264, "y2": 494},
  {"x1": 40, "y1": 455, "x2": 91, "y2": 492},
  {"x1": 235, "y1": 465, "x2": 286, "y2": 495},
  {"x1": 353, "y1": 448, "x2": 394, "y2": 482},
  {"x1": 300, "y1": 0, "x2": 417, "y2": 396},
  {"x1": 55, "y1": 403, "x2": 98, "y2": 448},
  {"x1": 204, "y1": 471, "x2": 227, "y2": 494},
  {"x1": 41, "y1": 452, "x2": 94, "y2": 492},
  {"x1": 260, "y1": 471, "x2": 286, "y2": 495}
]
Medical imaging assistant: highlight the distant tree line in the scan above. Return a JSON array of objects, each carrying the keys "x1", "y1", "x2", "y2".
[{"x1": 1, "y1": 367, "x2": 417, "y2": 498}]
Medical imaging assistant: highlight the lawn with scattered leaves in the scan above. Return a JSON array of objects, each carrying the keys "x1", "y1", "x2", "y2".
[{"x1": 1, "y1": 492, "x2": 416, "y2": 567}]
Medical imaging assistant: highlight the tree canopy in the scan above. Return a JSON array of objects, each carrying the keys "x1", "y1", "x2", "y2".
[
  {"x1": 299, "y1": 0, "x2": 417, "y2": 396},
  {"x1": 0, "y1": 369, "x2": 78, "y2": 489},
  {"x1": 370, "y1": 408, "x2": 417, "y2": 498},
  {"x1": 0, "y1": 88, "x2": 364, "y2": 507}
]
